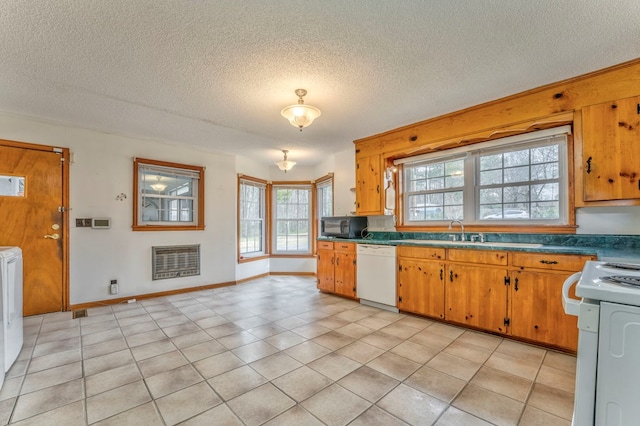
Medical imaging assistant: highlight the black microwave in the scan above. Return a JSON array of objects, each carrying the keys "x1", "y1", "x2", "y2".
[{"x1": 320, "y1": 216, "x2": 368, "y2": 239}]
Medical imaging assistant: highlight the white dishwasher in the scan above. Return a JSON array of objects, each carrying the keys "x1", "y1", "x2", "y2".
[{"x1": 356, "y1": 244, "x2": 398, "y2": 312}]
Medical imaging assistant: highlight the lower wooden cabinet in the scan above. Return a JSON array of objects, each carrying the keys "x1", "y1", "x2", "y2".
[
  {"x1": 398, "y1": 258, "x2": 445, "y2": 318},
  {"x1": 316, "y1": 241, "x2": 357, "y2": 298}
]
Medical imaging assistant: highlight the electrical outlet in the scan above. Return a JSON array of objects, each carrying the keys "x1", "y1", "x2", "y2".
[{"x1": 109, "y1": 280, "x2": 118, "y2": 295}]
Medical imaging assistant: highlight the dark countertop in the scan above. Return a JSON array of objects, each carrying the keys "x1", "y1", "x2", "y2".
[{"x1": 318, "y1": 233, "x2": 640, "y2": 262}]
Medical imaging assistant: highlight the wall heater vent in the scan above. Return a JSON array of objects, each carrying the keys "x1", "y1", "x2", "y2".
[{"x1": 152, "y1": 245, "x2": 200, "y2": 280}]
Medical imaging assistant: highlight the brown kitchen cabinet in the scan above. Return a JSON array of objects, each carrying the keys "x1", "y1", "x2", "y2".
[
  {"x1": 582, "y1": 95, "x2": 640, "y2": 201},
  {"x1": 446, "y1": 250, "x2": 509, "y2": 334},
  {"x1": 397, "y1": 246, "x2": 446, "y2": 318},
  {"x1": 509, "y1": 252, "x2": 595, "y2": 351},
  {"x1": 316, "y1": 241, "x2": 357, "y2": 298},
  {"x1": 355, "y1": 153, "x2": 383, "y2": 215}
]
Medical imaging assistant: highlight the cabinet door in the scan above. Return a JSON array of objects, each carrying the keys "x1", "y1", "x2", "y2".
[
  {"x1": 397, "y1": 259, "x2": 445, "y2": 318},
  {"x1": 510, "y1": 270, "x2": 578, "y2": 351},
  {"x1": 446, "y1": 264, "x2": 508, "y2": 333},
  {"x1": 355, "y1": 153, "x2": 382, "y2": 215},
  {"x1": 582, "y1": 96, "x2": 640, "y2": 201},
  {"x1": 317, "y1": 249, "x2": 335, "y2": 292},
  {"x1": 334, "y1": 251, "x2": 356, "y2": 297}
]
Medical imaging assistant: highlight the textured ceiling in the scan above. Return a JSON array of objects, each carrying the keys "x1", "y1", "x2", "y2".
[{"x1": 1, "y1": 1, "x2": 640, "y2": 167}]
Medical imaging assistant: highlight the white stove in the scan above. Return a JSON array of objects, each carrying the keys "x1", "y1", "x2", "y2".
[{"x1": 563, "y1": 260, "x2": 640, "y2": 426}]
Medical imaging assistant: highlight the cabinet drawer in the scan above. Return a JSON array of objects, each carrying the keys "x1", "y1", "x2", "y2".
[
  {"x1": 448, "y1": 249, "x2": 507, "y2": 266},
  {"x1": 511, "y1": 252, "x2": 595, "y2": 271},
  {"x1": 318, "y1": 241, "x2": 334, "y2": 250},
  {"x1": 397, "y1": 246, "x2": 445, "y2": 260},
  {"x1": 335, "y1": 242, "x2": 356, "y2": 252}
]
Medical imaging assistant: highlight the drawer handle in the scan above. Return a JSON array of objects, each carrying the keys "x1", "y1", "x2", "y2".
[
  {"x1": 450, "y1": 270, "x2": 454, "y2": 282},
  {"x1": 440, "y1": 269, "x2": 443, "y2": 280},
  {"x1": 539, "y1": 260, "x2": 558, "y2": 265}
]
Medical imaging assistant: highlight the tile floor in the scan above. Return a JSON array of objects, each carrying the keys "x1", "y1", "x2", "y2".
[{"x1": 0, "y1": 276, "x2": 576, "y2": 425}]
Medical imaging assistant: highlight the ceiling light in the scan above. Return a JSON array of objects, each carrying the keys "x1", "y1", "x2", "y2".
[
  {"x1": 275, "y1": 150, "x2": 296, "y2": 173},
  {"x1": 150, "y1": 177, "x2": 166, "y2": 192},
  {"x1": 280, "y1": 89, "x2": 321, "y2": 131}
]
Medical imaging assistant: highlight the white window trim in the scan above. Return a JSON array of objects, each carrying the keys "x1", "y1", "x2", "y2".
[
  {"x1": 399, "y1": 127, "x2": 570, "y2": 226},
  {"x1": 239, "y1": 178, "x2": 266, "y2": 258},
  {"x1": 272, "y1": 184, "x2": 312, "y2": 255}
]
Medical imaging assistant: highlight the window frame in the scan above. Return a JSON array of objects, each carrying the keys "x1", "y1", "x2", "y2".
[
  {"x1": 399, "y1": 128, "x2": 570, "y2": 228},
  {"x1": 271, "y1": 183, "x2": 313, "y2": 255},
  {"x1": 133, "y1": 158, "x2": 205, "y2": 231},
  {"x1": 237, "y1": 175, "x2": 269, "y2": 262}
]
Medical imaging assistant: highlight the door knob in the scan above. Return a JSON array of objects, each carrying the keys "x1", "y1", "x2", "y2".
[{"x1": 44, "y1": 233, "x2": 60, "y2": 240}]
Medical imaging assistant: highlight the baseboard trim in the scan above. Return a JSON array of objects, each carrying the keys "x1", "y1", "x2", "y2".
[
  {"x1": 270, "y1": 272, "x2": 316, "y2": 276},
  {"x1": 236, "y1": 272, "x2": 270, "y2": 284}
]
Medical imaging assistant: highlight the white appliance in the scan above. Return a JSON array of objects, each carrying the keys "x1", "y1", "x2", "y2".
[
  {"x1": 356, "y1": 244, "x2": 398, "y2": 312},
  {"x1": 562, "y1": 260, "x2": 640, "y2": 426},
  {"x1": 0, "y1": 247, "x2": 23, "y2": 373}
]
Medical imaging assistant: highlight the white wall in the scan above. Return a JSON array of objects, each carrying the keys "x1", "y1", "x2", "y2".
[
  {"x1": 576, "y1": 206, "x2": 640, "y2": 235},
  {"x1": 316, "y1": 149, "x2": 355, "y2": 216},
  {"x1": 0, "y1": 113, "x2": 237, "y2": 304}
]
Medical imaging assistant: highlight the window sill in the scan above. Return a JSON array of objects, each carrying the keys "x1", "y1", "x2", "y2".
[
  {"x1": 238, "y1": 254, "x2": 270, "y2": 263},
  {"x1": 395, "y1": 224, "x2": 577, "y2": 234},
  {"x1": 270, "y1": 254, "x2": 315, "y2": 259},
  {"x1": 132, "y1": 225, "x2": 205, "y2": 232}
]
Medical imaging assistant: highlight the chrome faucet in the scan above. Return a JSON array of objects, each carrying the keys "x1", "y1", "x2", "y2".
[{"x1": 448, "y1": 220, "x2": 465, "y2": 241}]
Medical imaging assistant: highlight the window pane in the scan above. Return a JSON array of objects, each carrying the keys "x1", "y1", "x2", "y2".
[
  {"x1": 480, "y1": 170, "x2": 503, "y2": 185},
  {"x1": 274, "y1": 187, "x2": 311, "y2": 253},
  {"x1": 479, "y1": 188, "x2": 502, "y2": 204},
  {"x1": 504, "y1": 149, "x2": 529, "y2": 167},
  {"x1": 504, "y1": 166, "x2": 530, "y2": 183},
  {"x1": 0, "y1": 175, "x2": 25, "y2": 197},
  {"x1": 503, "y1": 185, "x2": 530, "y2": 203},
  {"x1": 531, "y1": 183, "x2": 559, "y2": 201},
  {"x1": 531, "y1": 163, "x2": 559, "y2": 180},
  {"x1": 480, "y1": 154, "x2": 502, "y2": 171},
  {"x1": 531, "y1": 145, "x2": 558, "y2": 163}
]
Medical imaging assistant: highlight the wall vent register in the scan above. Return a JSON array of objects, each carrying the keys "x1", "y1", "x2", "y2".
[{"x1": 152, "y1": 245, "x2": 200, "y2": 280}]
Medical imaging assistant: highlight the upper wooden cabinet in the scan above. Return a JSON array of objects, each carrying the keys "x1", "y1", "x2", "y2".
[
  {"x1": 582, "y1": 95, "x2": 640, "y2": 201},
  {"x1": 355, "y1": 153, "x2": 383, "y2": 215}
]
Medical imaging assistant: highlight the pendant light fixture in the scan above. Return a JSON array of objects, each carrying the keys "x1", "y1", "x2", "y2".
[
  {"x1": 150, "y1": 177, "x2": 167, "y2": 192},
  {"x1": 280, "y1": 89, "x2": 321, "y2": 131},
  {"x1": 275, "y1": 150, "x2": 296, "y2": 173}
]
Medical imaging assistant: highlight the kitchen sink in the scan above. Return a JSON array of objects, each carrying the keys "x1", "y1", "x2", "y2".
[{"x1": 389, "y1": 239, "x2": 543, "y2": 248}]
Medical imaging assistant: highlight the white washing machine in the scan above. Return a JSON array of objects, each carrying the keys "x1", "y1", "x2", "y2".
[{"x1": 0, "y1": 247, "x2": 23, "y2": 373}]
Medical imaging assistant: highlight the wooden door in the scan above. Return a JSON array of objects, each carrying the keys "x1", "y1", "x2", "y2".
[
  {"x1": 317, "y1": 248, "x2": 335, "y2": 292},
  {"x1": 334, "y1": 251, "x2": 356, "y2": 297},
  {"x1": 582, "y1": 96, "x2": 640, "y2": 201},
  {"x1": 0, "y1": 143, "x2": 66, "y2": 315},
  {"x1": 397, "y1": 258, "x2": 444, "y2": 318},
  {"x1": 510, "y1": 270, "x2": 579, "y2": 351},
  {"x1": 355, "y1": 153, "x2": 382, "y2": 215},
  {"x1": 446, "y1": 264, "x2": 508, "y2": 333}
]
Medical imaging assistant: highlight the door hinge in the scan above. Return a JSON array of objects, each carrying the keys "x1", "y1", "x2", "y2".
[
  {"x1": 58, "y1": 206, "x2": 66, "y2": 213},
  {"x1": 637, "y1": 103, "x2": 640, "y2": 115},
  {"x1": 504, "y1": 276, "x2": 510, "y2": 286},
  {"x1": 504, "y1": 318, "x2": 510, "y2": 326},
  {"x1": 353, "y1": 259, "x2": 356, "y2": 265}
]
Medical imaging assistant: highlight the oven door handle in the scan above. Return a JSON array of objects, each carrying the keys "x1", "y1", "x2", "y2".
[{"x1": 562, "y1": 271, "x2": 582, "y2": 316}]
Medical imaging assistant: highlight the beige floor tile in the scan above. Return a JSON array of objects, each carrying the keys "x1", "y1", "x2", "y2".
[
  {"x1": 137, "y1": 350, "x2": 189, "y2": 378},
  {"x1": 208, "y1": 365, "x2": 268, "y2": 401},
  {"x1": 26, "y1": 348, "x2": 81, "y2": 374},
  {"x1": 519, "y1": 405, "x2": 571, "y2": 426},
  {"x1": 311, "y1": 330, "x2": 356, "y2": 351},
  {"x1": 301, "y1": 383, "x2": 371, "y2": 425},
  {"x1": 179, "y1": 403, "x2": 244, "y2": 426},
  {"x1": 217, "y1": 331, "x2": 260, "y2": 349},
  {"x1": 21, "y1": 362, "x2": 83, "y2": 394},
  {"x1": 234, "y1": 315, "x2": 272, "y2": 329},
  {"x1": 86, "y1": 380, "x2": 151, "y2": 424},
  {"x1": 378, "y1": 383, "x2": 448, "y2": 425},
  {"x1": 130, "y1": 339, "x2": 176, "y2": 361},
  {"x1": 470, "y1": 365, "x2": 533, "y2": 402},
  {"x1": 263, "y1": 405, "x2": 325, "y2": 426},
  {"x1": 82, "y1": 337, "x2": 128, "y2": 360},
  {"x1": 162, "y1": 322, "x2": 201, "y2": 338},
  {"x1": 80, "y1": 313, "x2": 117, "y2": 326},
  {"x1": 145, "y1": 364, "x2": 204, "y2": 398},
  {"x1": 247, "y1": 323, "x2": 288, "y2": 339},
  {"x1": 92, "y1": 402, "x2": 164, "y2": 426},
  {"x1": 444, "y1": 339, "x2": 493, "y2": 364},
  {"x1": 404, "y1": 365, "x2": 466, "y2": 402},
  {"x1": 125, "y1": 329, "x2": 167, "y2": 348},
  {"x1": 336, "y1": 340, "x2": 386, "y2": 364},
  {"x1": 409, "y1": 329, "x2": 455, "y2": 351},
  {"x1": 355, "y1": 316, "x2": 393, "y2": 331},
  {"x1": 36, "y1": 328, "x2": 81, "y2": 344},
  {"x1": 485, "y1": 351, "x2": 540, "y2": 380},
  {"x1": 10, "y1": 400, "x2": 85, "y2": 426},
  {"x1": 378, "y1": 322, "x2": 422, "y2": 339},
  {"x1": 315, "y1": 316, "x2": 351, "y2": 330},
  {"x1": 0, "y1": 377, "x2": 22, "y2": 402},
  {"x1": 231, "y1": 340, "x2": 279, "y2": 363},
  {"x1": 350, "y1": 405, "x2": 408, "y2": 426},
  {"x1": 85, "y1": 362, "x2": 141, "y2": 397},
  {"x1": 193, "y1": 351, "x2": 245, "y2": 379},
  {"x1": 496, "y1": 339, "x2": 546, "y2": 364},
  {"x1": 39, "y1": 319, "x2": 77, "y2": 334},
  {"x1": 81, "y1": 328, "x2": 123, "y2": 347},
  {"x1": 360, "y1": 331, "x2": 404, "y2": 350},
  {"x1": 536, "y1": 365, "x2": 576, "y2": 394},
  {"x1": 308, "y1": 353, "x2": 362, "y2": 381},
  {"x1": 334, "y1": 309, "x2": 374, "y2": 323},
  {"x1": 452, "y1": 384, "x2": 524, "y2": 426},
  {"x1": 367, "y1": 352, "x2": 421, "y2": 381},
  {"x1": 434, "y1": 406, "x2": 492, "y2": 426},
  {"x1": 271, "y1": 365, "x2": 333, "y2": 402},
  {"x1": 12, "y1": 378, "x2": 84, "y2": 423},
  {"x1": 156, "y1": 381, "x2": 222, "y2": 425},
  {"x1": 335, "y1": 323, "x2": 374, "y2": 339},
  {"x1": 257, "y1": 310, "x2": 291, "y2": 322},
  {"x1": 456, "y1": 330, "x2": 503, "y2": 350},
  {"x1": 338, "y1": 366, "x2": 399, "y2": 402},
  {"x1": 193, "y1": 315, "x2": 229, "y2": 329},
  {"x1": 390, "y1": 340, "x2": 439, "y2": 364},
  {"x1": 119, "y1": 317, "x2": 157, "y2": 332},
  {"x1": 180, "y1": 339, "x2": 226, "y2": 362},
  {"x1": 156, "y1": 315, "x2": 191, "y2": 329},
  {"x1": 527, "y1": 383, "x2": 574, "y2": 420},
  {"x1": 170, "y1": 330, "x2": 211, "y2": 349},
  {"x1": 0, "y1": 398, "x2": 16, "y2": 425},
  {"x1": 81, "y1": 319, "x2": 119, "y2": 336},
  {"x1": 227, "y1": 383, "x2": 296, "y2": 426},
  {"x1": 83, "y1": 349, "x2": 134, "y2": 376},
  {"x1": 264, "y1": 330, "x2": 307, "y2": 350},
  {"x1": 290, "y1": 323, "x2": 331, "y2": 339},
  {"x1": 32, "y1": 337, "x2": 80, "y2": 358},
  {"x1": 205, "y1": 322, "x2": 245, "y2": 339},
  {"x1": 249, "y1": 352, "x2": 303, "y2": 380},
  {"x1": 284, "y1": 341, "x2": 332, "y2": 364},
  {"x1": 275, "y1": 316, "x2": 310, "y2": 330},
  {"x1": 427, "y1": 322, "x2": 466, "y2": 339},
  {"x1": 543, "y1": 351, "x2": 576, "y2": 374}
]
